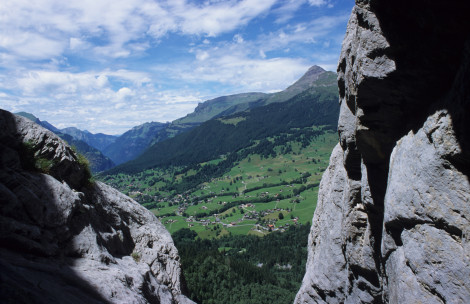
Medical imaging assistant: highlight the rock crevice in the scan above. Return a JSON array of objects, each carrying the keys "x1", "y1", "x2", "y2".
[{"x1": 296, "y1": 1, "x2": 470, "y2": 303}]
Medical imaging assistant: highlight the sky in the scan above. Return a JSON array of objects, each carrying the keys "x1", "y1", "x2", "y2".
[{"x1": 0, "y1": 0, "x2": 354, "y2": 135}]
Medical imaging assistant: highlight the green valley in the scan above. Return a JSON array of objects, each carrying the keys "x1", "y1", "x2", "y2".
[
  {"x1": 96, "y1": 65, "x2": 340, "y2": 304},
  {"x1": 100, "y1": 128, "x2": 337, "y2": 237}
]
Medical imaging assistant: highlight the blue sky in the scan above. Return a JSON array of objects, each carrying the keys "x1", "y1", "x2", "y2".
[{"x1": 0, "y1": 0, "x2": 354, "y2": 135}]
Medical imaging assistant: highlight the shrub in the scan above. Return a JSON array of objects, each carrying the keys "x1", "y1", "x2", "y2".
[
  {"x1": 19, "y1": 141, "x2": 55, "y2": 174},
  {"x1": 72, "y1": 146, "x2": 94, "y2": 185},
  {"x1": 35, "y1": 157, "x2": 54, "y2": 174},
  {"x1": 131, "y1": 252, "x2": 141, "y2": 262}
]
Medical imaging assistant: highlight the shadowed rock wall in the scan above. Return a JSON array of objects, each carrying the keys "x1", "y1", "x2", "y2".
[
  {"x1": 296, "y1": 0, "x2": 470, "y2": 303},
  {"x1": 0, "y1": 110, "x2": 193, "y2": 303}
]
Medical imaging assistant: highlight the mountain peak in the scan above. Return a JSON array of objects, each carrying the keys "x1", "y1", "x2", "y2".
[
  {"x1": 292, "y1": 65, "x2": 327, "y2": 88},
  {"x1": 305, "y1": 65, "x2": 326, "y2": 76}
]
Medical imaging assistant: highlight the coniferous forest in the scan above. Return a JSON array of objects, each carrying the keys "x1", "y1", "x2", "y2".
[{"x1": 173, "y1": 224, "x2": 311, "y2": 304}]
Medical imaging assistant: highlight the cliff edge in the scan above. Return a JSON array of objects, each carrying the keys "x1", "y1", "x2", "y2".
[
  {"x1": 0, "y1": 109, "x2": 193, "y2": 303},
  {"x1": 296, "y1": 0, "x2": 470, "y2": 303}
]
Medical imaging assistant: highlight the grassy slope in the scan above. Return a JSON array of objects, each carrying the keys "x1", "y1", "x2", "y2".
[
  {"x1": 100, "y1": 131, "x2": 337, "y2": 238},
  {"x1": 106, "y1": 82, "x2": 338, "y2": 175}
]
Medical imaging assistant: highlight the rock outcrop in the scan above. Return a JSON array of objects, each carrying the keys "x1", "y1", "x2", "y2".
[
  {"x1": 296, "y1": 0, "x2": 470, "y2": 303},
  {"x1": 0, "y1": 109, "x2": 193, "y2": 303}
]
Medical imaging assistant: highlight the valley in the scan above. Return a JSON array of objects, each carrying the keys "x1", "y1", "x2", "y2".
[
  {"x1": 11, "y1": 65, "x2": 340, "y2": 304},
  {"x1": 100, "y1": 130, "x2": 337, "y2": 238},
  {"x1": 95, "y1": 66, "x2": 340, "y2": 303}
]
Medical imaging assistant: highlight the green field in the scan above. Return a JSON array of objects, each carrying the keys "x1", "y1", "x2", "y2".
[{"x1": 100, "y1": 130, "x2": 337, "y2": 238}]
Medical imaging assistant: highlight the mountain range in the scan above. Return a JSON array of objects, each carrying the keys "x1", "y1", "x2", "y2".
[
  {"x1": 16, "y1": 65, "x2": 335, "y2": 173},
  {"x1": 107, "y1": 69, "x2": 338, "y2": 175},
  {"x1": 15, "y1": 112, "x2": 116, "y2": 173}
]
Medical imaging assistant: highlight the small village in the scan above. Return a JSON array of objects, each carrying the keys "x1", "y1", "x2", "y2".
[{"x1": 163, "y1": 201, "x2": 301, "y2": 234}]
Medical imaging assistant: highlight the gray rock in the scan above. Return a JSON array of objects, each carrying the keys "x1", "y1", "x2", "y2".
[
  {"x1": 296, "y1": 0, "x2": 470, "y2": 303},
  {"x1": 0, "y1": 110, "x2": 194, "y2": 303},
  {"x1": 295, "y1": 144, "x2": 348, "y2": 304}
]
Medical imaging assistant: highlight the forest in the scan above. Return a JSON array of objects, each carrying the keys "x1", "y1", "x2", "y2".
[{"x1": 173, "y1": 224, "x2": 311, "y2": 304}]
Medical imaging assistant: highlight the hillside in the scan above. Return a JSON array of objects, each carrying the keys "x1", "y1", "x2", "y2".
[
  {"x1": 60, "y1": 127, "x2": 117, "y2": 151},
  {"x1": 58, "y1": 133, "x2": 115, "y2": 172},
  {"x1": 107, "y1": 72, "x2": 338, "y2": 175},
  {"x1": 99, "y1": 98, "x2": 339, "y2": 304},
  {"x1": 173, "y1": 65, "x2": 331, "y2": 125},
  {"x1": 173, "y1": 92, "x2": 267, "y2": 124}
]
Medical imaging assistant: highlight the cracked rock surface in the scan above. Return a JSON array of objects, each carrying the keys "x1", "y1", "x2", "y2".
[
  {"x1": 296, "y1": 0, "x2": 470, "y2": 303},
  {"x1": 0, "y1": 110, "x2": 194, "y2": 303}
]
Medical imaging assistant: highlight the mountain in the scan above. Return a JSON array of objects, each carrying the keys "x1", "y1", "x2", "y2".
[
  {"x1": 102, "y1": 121, "x2": 196, "y2": 165},
  {"x1": 60, "y1": 127, "x2": 117, "y2": 151},
  {"x1": 173, "y1": 65, "x2": 330, "y2": 124},
  {"x1": 15, "y1": 112, "x2": 115, "y2": 173},
  {"x1": 173, "y1": 92, "x2": 267, "y2": 124},
  {"x1": 263, "y1": 65, "x2": 331, "y2": 105},
  {"x1": 58, "y1": 133, "x2": 115, "y2": 173},
  {"x1": 295, "y1": 1, "x2": 470, "y2": 303},
  {"x1": 15, "y1": 111, "x2": 60, "y2": 133},
  {"x1": 100, "y1": 65, "x2": 332, "y2": 167},
  {"x1": 105, "y1": 70, "x2": 338, "y2": 175},
  {"x1": 0, "y1": 109, "x2": 193, "y2": 303}
]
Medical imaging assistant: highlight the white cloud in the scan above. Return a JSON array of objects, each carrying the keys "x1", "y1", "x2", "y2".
[
  {"x1": 0, "y1": 0, "x2": 351, "y2": 134},
  {"x1": 272, "y1": 0, "x2": 307, "y2": 23},
  {"x1": 0, "y1": 68, "x2": 203, "y2": 134},
  {"x1": 116, "y1": 87, "x2": 133, "y2": 101},
  {"x1": 173, "y1": 0, "x2": 277, "y2": 37},
  {"x1": 308, "y1": 0, "x2": 327, "y2": 6},
  {"x1": 196, "y1": 51, "x2": 210, "y2": 61},
  {"x1": 233, "y1": 34, "x2": 244, "y2": 44},
  {"x1": 0, "y1": 0, "x2": 278, "y2": 64}
]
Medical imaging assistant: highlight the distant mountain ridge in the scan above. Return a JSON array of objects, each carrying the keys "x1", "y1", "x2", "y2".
[
  {"x1": 101, "y1": 121, "x2": 197, "y2": 165},
  {"x1": 105, "y1": 70, "x2": 339, "y2": 175},
  {"x1": 174, "y1": 65, "x2": 329, "y2": 125},
  {"x1": 173, "y1": 92, "x2": 268, "y2": 124},
  {"x1": 102, "y1": 121, "x2": 168, "y2": 165},
  {"x1": 60, "y1": 127, "x2": 117, "y2": 151},
  {"x1": 15, "y1": 65, "x2": 334, "y2": 170},
  {"x1": 15, "y1": 112, "x2": 115, "y2": 173}
]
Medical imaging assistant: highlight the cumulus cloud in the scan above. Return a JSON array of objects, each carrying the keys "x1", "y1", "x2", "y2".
[
  {"x1": 0, "y1": 68, "x2": 202, "y2": 134},
  {"x1": 0, "y1": 0, "x2": 277, "y2": 64},
  {"x1": 308, "y1": 0, "x2": 327, "y2": 6},
  {"x1": 153, "y1": 12, "x2": 349, "y2": 92},
  {"x1": 0, "y1": 0, "x2": 351, "y2": 134}
]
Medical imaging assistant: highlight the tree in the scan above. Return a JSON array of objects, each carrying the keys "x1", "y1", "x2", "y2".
[{"x1": 278, "y1": 212, "x2": 284, "y2": 220}]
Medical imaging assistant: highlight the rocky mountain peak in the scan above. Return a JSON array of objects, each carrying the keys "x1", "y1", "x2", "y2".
[{"x1": 304, "y1": 65, "x2": 326, "y2": 77}]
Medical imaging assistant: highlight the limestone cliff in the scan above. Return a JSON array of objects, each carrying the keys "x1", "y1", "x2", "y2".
[
  {"x1": 0, "y1": 110, "x2": 193, "y2": 303},
  {"x1": 296, "y1": 0, "x2": 470, "y2": 303}
]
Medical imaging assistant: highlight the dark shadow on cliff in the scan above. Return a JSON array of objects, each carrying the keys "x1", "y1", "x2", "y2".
[
  {"x1": 339, "y1": 1, "x2": 470, "y2": 295},
  {"x1": 0, "y1": 111, "x2": 111, "y2": 303}
]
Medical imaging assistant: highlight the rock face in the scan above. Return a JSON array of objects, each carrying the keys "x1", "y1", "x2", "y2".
[
  {"x1": 296, "y1": 1, "x2": 470, "y2": 303},
  {"x1": 0, "y1": 110, "x2": 193, "y2": 303}
]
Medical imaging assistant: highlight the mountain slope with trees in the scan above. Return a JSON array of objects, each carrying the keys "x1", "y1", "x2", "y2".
[
  {"x1": 102, "y1": 121, "x2": 197, "y2": 165},
  {"x1": 106, "y1": 71, "x2": 338, "y2": 175},
  {"x1": 60, "y1": 127, "x2": 117, "y2": 151}
]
